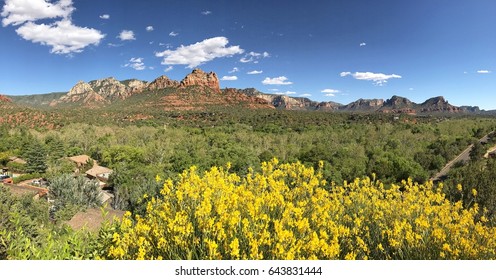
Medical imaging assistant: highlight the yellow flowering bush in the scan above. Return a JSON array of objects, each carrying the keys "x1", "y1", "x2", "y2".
[{"x1": 105, "y1": 159, "x2": 496, "y2": 260}]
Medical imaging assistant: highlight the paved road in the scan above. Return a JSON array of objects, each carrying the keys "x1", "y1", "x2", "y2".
[{"x1": 430, "y1": 132, "x2": 494, "y2": 182}]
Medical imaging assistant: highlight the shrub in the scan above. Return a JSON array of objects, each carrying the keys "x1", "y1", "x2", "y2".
[{"x1": 103, "y1": 160, "x2": 496, "y2": 260}]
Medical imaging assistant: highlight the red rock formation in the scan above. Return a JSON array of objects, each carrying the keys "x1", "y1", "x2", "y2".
[
  {"x1": 147, "y1": 75, "x2": 179, "y2": 90},
  {"x1": 180, "y1": 69, "x2": 220, "y2": 92},
  {"x1": 0, "y1": 95, "x2": 12, "y2": 103}
]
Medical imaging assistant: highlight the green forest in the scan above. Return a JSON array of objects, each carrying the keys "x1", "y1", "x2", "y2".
[{"x1": 1, "y1": 108, "x2": 496, "y2": 259}]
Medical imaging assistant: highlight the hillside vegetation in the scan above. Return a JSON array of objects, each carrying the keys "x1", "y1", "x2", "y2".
[{"x1": 1, "y1": 105, "x2": 496, "y2": 259}]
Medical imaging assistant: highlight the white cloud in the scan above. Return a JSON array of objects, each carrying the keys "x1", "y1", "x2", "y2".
[
  {"x1": 164, "y1": 66, "x2": 173, "y2": 72},
  {"x1": 300, "y1": 93, "x2": 312, "y2": 97},
  {"x1": 247, "y1": 70, "x2": 263, "y2": 75},
  {"x1": 107, "y1": 42, "x2": 123, "y2": 48},
  {"x1": 146, "y1": 26, "x2": 154, "y2": 32},
  {"x1": 262, "y1": 76, "x2": 293, "y2": 85},
  {"x1": 321, "y1": 89, "x2": 340, "y2": 96},
  {"x1": 124, "y1": 57, "x2": 146, "y2": 71},
  {"x1": 240, "y1": 51, "x2": 270, "y2": 63},
  {"x1": 100, "y1": 14, "x2": 110, "y2": 20},
  {"x1": 477, "y1": 70, "x2": 491, "y2": 74},
  {"x1": 155, "y1": 36, "x2": 244, "y2": 68},
  {"x1": 15, "y1": 19, "x2": 104, "y2": 54},
  {"x1": 169, "y1": 31, "x2": 178, "y2": 36},
  {"x1": 340, "y1": 71, "x2": 401, "y2": 86},
  {"x1": 1, "y1": 0, "x2": 74, "y2": 26},
  {"x1": 159, "y1": 42, "x2": 173, "y2": 49},
  {"x1": 1, "y1": 0, "x2": 104, "y2": 54},
  {"x1": 240, "y1": 57, "x2": 253, "y2": 63},
  {"x1": 229, "y1": 67, "x2": 239, "y2": 73},
  {"x1": 201, "y1": 10, "x2": 212, "y2": 15},
  {"x1": 118, "y1": 30, "x2": 135, "y2": 41},
  {"x1": 360, "y1": 42, "x2": 366, "y2": 47},
  {"x1": 221, "y1": 75, "x2": 238, "y2": 81}
]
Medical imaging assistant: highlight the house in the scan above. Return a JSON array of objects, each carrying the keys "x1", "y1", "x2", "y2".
[
  {"x1": 5, "y1": 156, "x2": 27, "y2": 174},
  {"x1": 8, "y1": 156, "x2": 27, "y2": 165},
  {"x1": 2, "y1": 183, "x2": 48, "y2": 199},
  {"x1": 85, "y1": 165, "x2": 113, "y2": 188},
  {"x1": 65, "y1": 207, "x2": 125, "y2": 232},
  {"x1": 67, "y1": 155, "x2": 94, "y2": 173}
]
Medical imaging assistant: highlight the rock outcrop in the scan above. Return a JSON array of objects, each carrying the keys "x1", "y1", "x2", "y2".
[
  {"x1": 180, "y1": 69, "x2": 220, "y2": 92},
  {"x1": 340, "y1": 98, "x2": 384, "y2": 111},
  {"x1": 420, "y1": 96, "x2": 462, "y2": 113},
  {"x1": 147, "y1": 75, "x2": 179, "y2": 90},
  {"x1": 88, "y1": 77, "x2": 130, "y2": 99},
  {"x1": 241, "y1": 88, "x2": 334, "y2": 110},
  {"x1": 124, "y1": 79, "x2": 149, "y2": 93},
  {"x1": 0, "y1": 95, "x2": 13, "y2": 103},
  {"x1": 316, "y1": 101, "x2": 342, "y2": 111},
  {"x1": 460, "y1": 106, "x2": 481, "y2": 113},
  {"x1": 383, "y1": 95, "x2": 414, "y2": 108},
  {"x1": 58, "y1": 81, "x2": 105, "y2": 105}
]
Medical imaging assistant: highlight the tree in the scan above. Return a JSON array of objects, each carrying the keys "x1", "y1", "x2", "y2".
[
  {"x1": 469, "y1": 141, "x2": 486, "y2": 162},
  {"x1": 48, "y1": 174, "x2": 102, "y2": 214},
  {"x1": 44, "y1": 135, "x2": 65, "y2": 162},
  {"x1": 25, "y1": 141, "x2": 48, "y2": 174}
]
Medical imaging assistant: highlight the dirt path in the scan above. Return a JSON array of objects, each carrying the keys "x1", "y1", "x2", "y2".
[{"x1": 430, "y1": 132, "x2": 494, "y2": 182}]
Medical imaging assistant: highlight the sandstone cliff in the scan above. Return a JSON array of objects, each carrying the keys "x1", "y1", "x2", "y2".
[
  {"x1": 180, "y1": 69, "x2": 220, "y2": 92},
  {"x1": 147, "y1": 75, "x2": 179, "y2": 90}
]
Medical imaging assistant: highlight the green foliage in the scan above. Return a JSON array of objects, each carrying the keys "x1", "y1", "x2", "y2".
[
  {"x1": 44, "y1": 134, "x2": 66, "y2": 162},
  {"x1": 469, "y1": 141, "x2": 486, "y2": 162},
  {"x1": 45, "y1": 158, "x2": 76, "y2": 179},
  {"x1": 101, "y1": 145, "x2": 146, "y2": 168},
  {"x1": 108, "y1": 162, "x2": 163, "y2": 213},
  {"x1": 0, "y1": 151, "x2": 10, "y2": 166},
  {"x1": 6, "y1": 161, "x2": 26, "y2": 173},
  {"x1": 48, "y1": 174, "x2": 102, "y2": 213},
  {"x1": 24, "y1": 141, "x2": 48, "y2": 174},
  {"x1": 445, "y1": 158, "x2": 496, "y2": 221},
  {"x1": 12, "y1": 173, "x2": 42, "y2": 184},
  {"x1": 1, "y1": 108, "x2": 496, "y2": 259}
]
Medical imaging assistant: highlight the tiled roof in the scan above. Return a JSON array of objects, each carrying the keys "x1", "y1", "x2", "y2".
[
  {"x1": 85, "y1": 165, "x2": 113, "y2": 177},
  {"x1": 68, "y1": 155, "x2": 92, "y2": 165}
]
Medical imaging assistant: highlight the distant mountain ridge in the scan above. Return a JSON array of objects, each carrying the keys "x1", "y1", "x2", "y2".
[
  {"x1": 243, "y1": 90, "x2": 480, "y2": 114},
  {"x1": 6, "y1": 69, "x2": 483, "y2": 114}
]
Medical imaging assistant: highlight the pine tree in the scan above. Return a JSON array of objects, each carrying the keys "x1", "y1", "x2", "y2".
[
  {"x1": 45, "y1": 135, "x2": 65, "y2": 163},
  {"x1": 25, "y1": 141, "x2": 48, "y2": 174}
]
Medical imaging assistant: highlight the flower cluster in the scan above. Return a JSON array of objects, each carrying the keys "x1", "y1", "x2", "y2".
[{"x1": 106, "y1": 159, "x2": 496, "y2": 260}]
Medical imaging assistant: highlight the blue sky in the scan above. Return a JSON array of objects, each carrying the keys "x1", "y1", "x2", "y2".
[{"x1": 1, "y1": 0, "x2": 495, "y2": 109}]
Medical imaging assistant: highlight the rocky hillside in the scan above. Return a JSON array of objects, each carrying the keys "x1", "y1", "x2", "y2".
[
  {"x1": 242, "y1": 89, "x2": 477, "y2": 114},
  {"x1": 5, "y1": 69, "x2": 483, "y2": 114},
  {"x1": 179, "y1": 69, "x2": 220, "y2": 92},
  {"x1": 49, "y1": 68, "x2": 273, "y2": 110},
  {"x1": 0, "y1": 95, "x2": 12, "y2": 103},
  {"x1": 241, "y1": 88, "x2": 342, "y2": 111},
  {"x1": 0, "y1": 94, "x2": 16, "y2": 109}
]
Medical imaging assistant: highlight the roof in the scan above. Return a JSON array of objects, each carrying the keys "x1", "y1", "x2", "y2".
[
  {"x1": 99, "y1": 191, "x2": 113, "y2": 204},
  {"x1": 65, "y1": 207, "x2": 125, "y2": 232},
  {"x1": 85, "y1": 165, "x2": 113, "y2": 178},
  {"x1": 8, "y1": 156, "x2": 27, "y2": 164},
  {"x1": 2, "y1": 183, "x2": 47, "y2": 197},
  {"x1": 68, "y1": 155, "x2": 92, "y2": 165}
]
